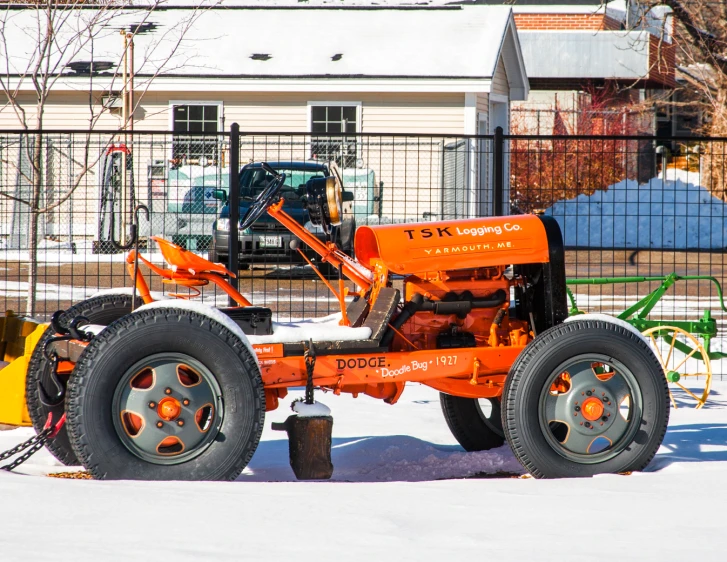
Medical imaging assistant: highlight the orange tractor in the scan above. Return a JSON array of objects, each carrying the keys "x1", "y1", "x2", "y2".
[{"x1": 25, "y1": 163, "x2": 669, "y2": 480}]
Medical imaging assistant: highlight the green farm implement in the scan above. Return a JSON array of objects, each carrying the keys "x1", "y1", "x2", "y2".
[{"x1": 567, "y1": 274, "x2": 727, "y2": 409}]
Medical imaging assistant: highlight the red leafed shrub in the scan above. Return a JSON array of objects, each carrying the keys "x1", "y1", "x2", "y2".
[{"x1": 509, "y1": 90, "x2": 647, "y2": 213}]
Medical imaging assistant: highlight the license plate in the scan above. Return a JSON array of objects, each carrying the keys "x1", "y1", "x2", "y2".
[{"x1": 259, "y1": 235, "x2": 281, "y2": 248}]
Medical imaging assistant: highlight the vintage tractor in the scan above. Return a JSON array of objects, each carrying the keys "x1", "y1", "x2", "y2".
[{"x1": 24, "y1": 163, "x2": 669, "y2": 480}]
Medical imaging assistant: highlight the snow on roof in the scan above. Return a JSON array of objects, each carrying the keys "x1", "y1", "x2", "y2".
[{"x1": 1, "y1": 4, "x2": 520, "y2": 83}]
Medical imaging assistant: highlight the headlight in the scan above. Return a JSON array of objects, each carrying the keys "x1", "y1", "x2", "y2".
[{"x1": 216, "y1": 219, "x2": 251, "y2": 234}]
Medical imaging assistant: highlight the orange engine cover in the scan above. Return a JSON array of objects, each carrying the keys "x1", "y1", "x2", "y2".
[{"x1": 354, "y1": 215, "x2": 550, "y2": 275}]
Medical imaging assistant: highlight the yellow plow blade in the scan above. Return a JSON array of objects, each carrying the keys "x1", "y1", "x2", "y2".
[{"x1": 0, "y1": 312, "x2": 48, "y2": 427}]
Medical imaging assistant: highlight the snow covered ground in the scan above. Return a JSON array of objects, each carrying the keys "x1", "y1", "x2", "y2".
[{"x1": 1, "y1": 382, "x2": 727, "y2": 561}]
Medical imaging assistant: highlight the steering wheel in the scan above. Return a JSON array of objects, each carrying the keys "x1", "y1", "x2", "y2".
[{"x1": 239, "y1": 163, "x2": 287, "y2": 230}]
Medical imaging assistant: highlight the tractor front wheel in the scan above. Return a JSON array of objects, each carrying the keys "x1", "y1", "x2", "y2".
[
  {"x1": 66, "y1": 307, "x2": 265, "y2": 480},
  {"x1": 503, "y1": 320, "x2": 669, "y2": 478}
]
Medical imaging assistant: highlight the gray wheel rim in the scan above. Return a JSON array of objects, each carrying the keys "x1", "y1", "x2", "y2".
[
  {"x1": 112, "y1": 353, "x2": 224, "y2": 465},
  {"x1": 538, "y1": 353, "x2": 642, "y2": 464}
]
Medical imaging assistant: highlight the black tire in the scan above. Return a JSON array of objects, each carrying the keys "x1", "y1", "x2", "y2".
[
  {"x1": 502, "y1": 320, "x2": 670, "y2": 479},
  {"x1": 66, "y1": 307, "x2": 265, "y2": 480},
  {"x1": 440, "y1": 394, "x2": 505, "y2": 451},
  {"x1": 25, "y1": 293, "x2": 139, "y2": 466}
]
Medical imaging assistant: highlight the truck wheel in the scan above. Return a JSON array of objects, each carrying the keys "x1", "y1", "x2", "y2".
[
  {"x1": 440, "y1": 394, "x2": 504, "y2": 451},
  {"x1": 25, "y1": 293, "x2": 139, "y2": 466},
  {"x1": 503, "y1": 320, "x2": 669, "y2": 478},
  {"x1": 66, "y1": 307, "x2": 264, "y2": 480}
]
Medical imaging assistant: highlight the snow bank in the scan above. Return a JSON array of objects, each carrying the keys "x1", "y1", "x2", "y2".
[{"x1": 546, "y1": 169, "x2": 727, "y2": 249}]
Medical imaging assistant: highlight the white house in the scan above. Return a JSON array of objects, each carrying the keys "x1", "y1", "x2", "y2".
[
  {"x1": 1, "y1": 4, "x2": 528, "y2": 136},
  {"x1": 0, "y1": 3, "x2": 528, "y2": 243}
]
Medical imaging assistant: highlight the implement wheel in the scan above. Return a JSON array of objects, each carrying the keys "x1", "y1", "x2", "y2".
[
  {"x1": 642, "y1": 326, "x2": 712, "y2": 409},
  {"x1": 66, "y1": 307, "x2": 264, "y2": 480},
  {"x1": 503, "y1": 320, "x2": 669, "y2": 479},
  {"x1": 25, "y1": 293, "x2": 139, "y2": 466}
]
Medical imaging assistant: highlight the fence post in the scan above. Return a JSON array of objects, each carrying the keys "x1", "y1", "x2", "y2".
[
  {"x1": 493, "y1": 126, "x2": 504, "y2": 216},
  {"x1": 228, "y1": 123, "x2": 240, "y2": 305}
]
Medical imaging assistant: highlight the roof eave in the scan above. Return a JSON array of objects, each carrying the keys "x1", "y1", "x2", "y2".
[
  {"x1": 5, "y1": 75, "x2": 497, "y2": 94},
  {"x1": 494, "y1": 11, "x2": 530, "y2": 101}
]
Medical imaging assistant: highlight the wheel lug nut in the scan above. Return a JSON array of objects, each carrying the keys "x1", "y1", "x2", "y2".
[
  {"x1": 602, "y1": 396, "x2": 609, "y2": 402},
  {"x1": 584, "y1": 422, "x2": 592, "y2": 428},
  {"x1": 165, "y1": 388, "x2": 173, "y2": 395},
  {"x1": 575, "y1": 406, "x2": 581, "y2": 411},
  {"x1": 177, "y1": 419, "x2": 185, "y2": 427},
  {"x1": 156, "y1": 421, "x2": 164, "y2": 428},
  {"x1": 586, "y1": 390, "x2": 592, "y2": 396},
  {"x1": 148, "y1": 401, "x2": 156, "y2": 409},
  {"x1": 182, "y1": 399, "x2": 190, "y2": 406}
]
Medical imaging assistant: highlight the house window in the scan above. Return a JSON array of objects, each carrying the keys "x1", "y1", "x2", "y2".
[
  {"x1": 172, "y1": 103, "x2": 221, "y2": 164},
  {"x1": 310, "y1": 104, "x2": 358, "y2": 167}
]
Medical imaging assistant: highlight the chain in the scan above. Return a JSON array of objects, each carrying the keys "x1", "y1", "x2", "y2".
[
  {"x1": 304, "y1": 340, "x2": 316, "y2": 405},
  {"x1": 1, "y1": 436, "x2": 50, "y2": 472},
  {"x1": 0, "y1": 413, "x2": 66, "y2": 472},
  {"x1": 0, "y1": 429, "x2": 51, "y2": 463}
]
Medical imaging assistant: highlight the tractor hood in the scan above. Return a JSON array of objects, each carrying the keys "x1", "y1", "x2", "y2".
[{"x1": 354, "y1": 215, "x2": 554, "y2": 275}]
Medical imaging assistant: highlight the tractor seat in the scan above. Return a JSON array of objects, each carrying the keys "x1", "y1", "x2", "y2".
[{"x1": 151, "y1": 236, "x2": 235, "y2": 277}]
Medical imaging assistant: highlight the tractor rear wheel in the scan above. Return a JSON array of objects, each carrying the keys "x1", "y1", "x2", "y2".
[
  {"x1": 503, "y1": 319, "x2": 669, "y2": 478},
  {"x1": 440, "y1": 394, "x2": 504, "y2": 451},
  {"x1": 25, "y1": 293, "x2": 139, "y2": 466},
  {"x1": 66, "y1": 307, "x2": 264, "y2": 480}
]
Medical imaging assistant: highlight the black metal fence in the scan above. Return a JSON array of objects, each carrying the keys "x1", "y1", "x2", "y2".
[
  {"x1": 1, "y1": 126, "x2": 726, "y2": 332},
  {"x1": 508, "y1": 133, "x2": 727, "y2": 329}
]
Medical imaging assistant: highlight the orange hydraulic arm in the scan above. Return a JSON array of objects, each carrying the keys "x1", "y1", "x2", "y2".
[{"x1": 267, "y1": 199, "x2": 373, "y2": 292}]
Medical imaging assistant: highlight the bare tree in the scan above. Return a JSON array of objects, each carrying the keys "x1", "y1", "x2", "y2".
[
  {"x1": 633, "y1": 1, "x2": 725, "y2": 132},
  {"x1": 0, "y1": 1, "x2": 213, "y2": 315},
  {"x1": 634, "y1": 1, "x2": 727, "y2": 197}
]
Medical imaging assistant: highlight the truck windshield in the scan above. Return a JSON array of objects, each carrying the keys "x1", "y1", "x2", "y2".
[{"x1": 239, "y1": 168, "x2": 327, "y2": 199}]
